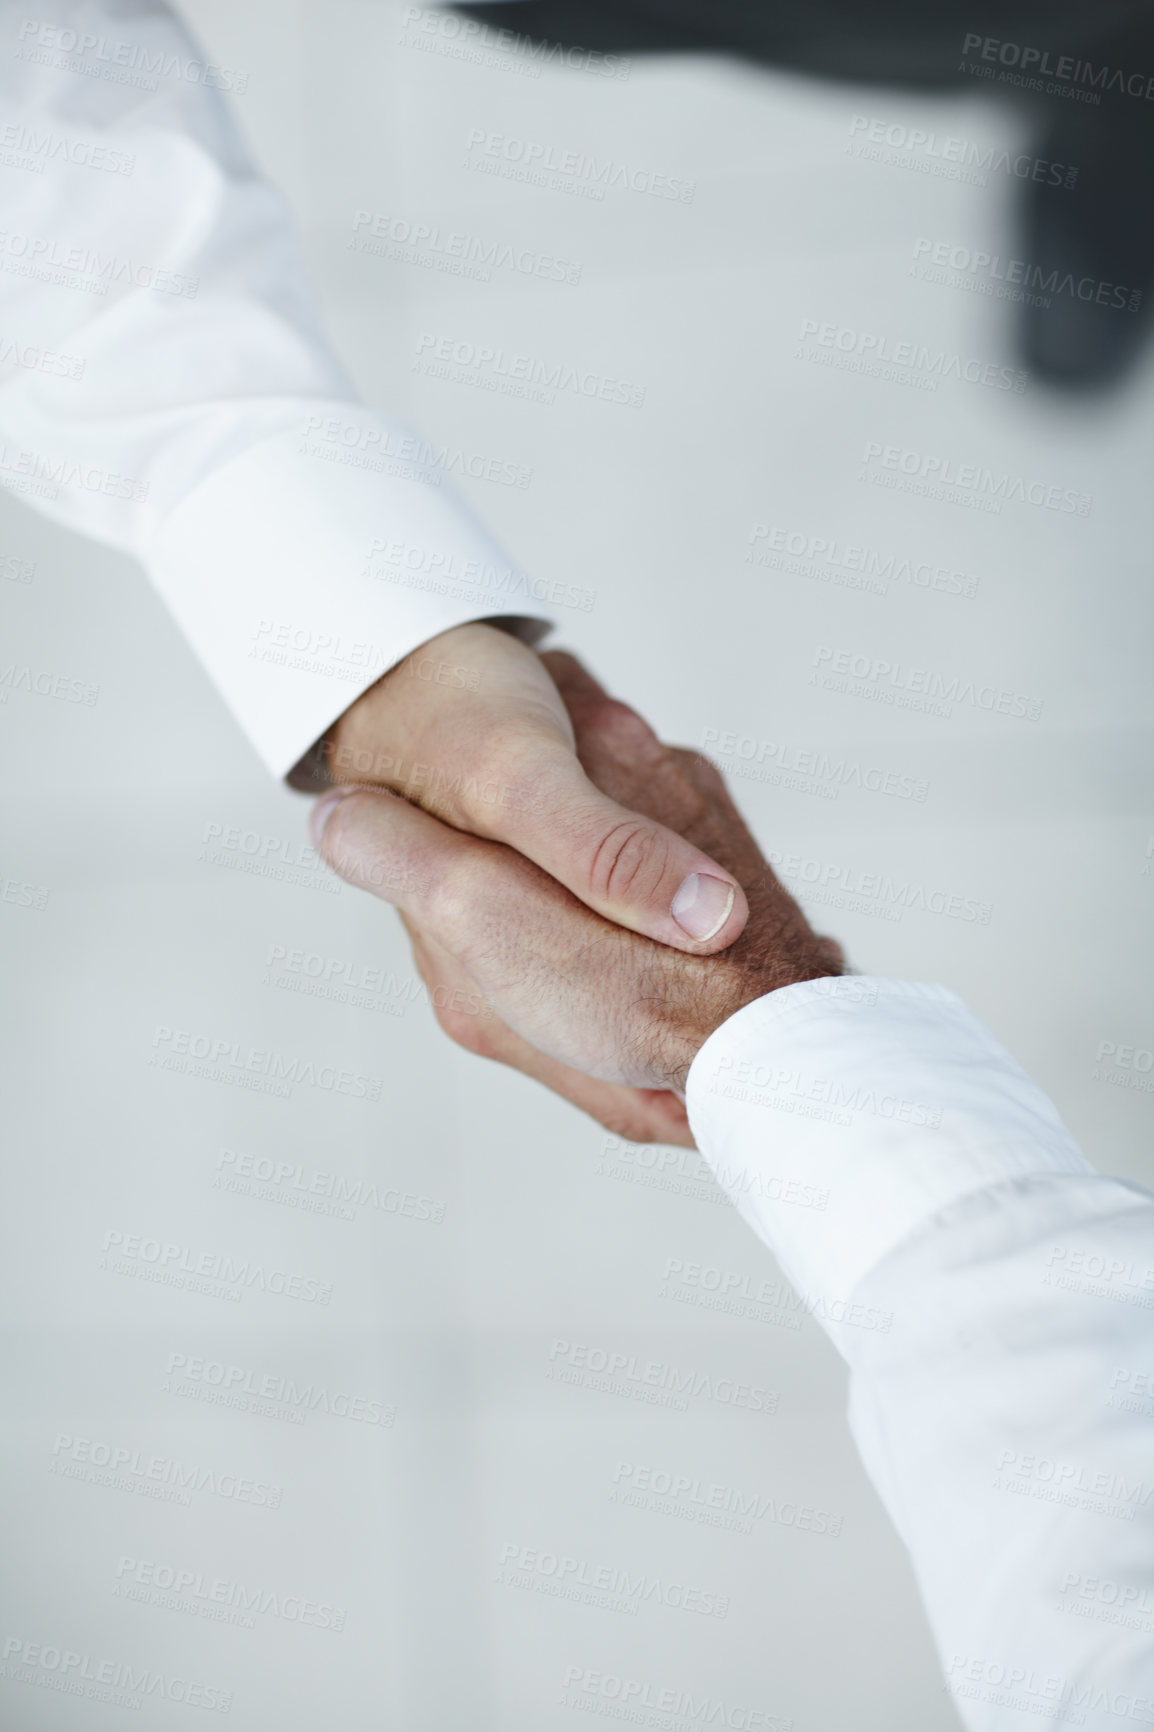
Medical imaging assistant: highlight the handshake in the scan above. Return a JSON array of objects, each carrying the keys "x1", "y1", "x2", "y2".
[{"x1": 309, "y1": 622, "x2": 843, "y2": 1144}]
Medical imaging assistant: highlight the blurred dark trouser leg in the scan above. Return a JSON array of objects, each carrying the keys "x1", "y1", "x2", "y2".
[
  {"x1": 1019, "y1": 13, "x2": 1154, "y2": 389},
  {"x1": 454, "y1": 0, "x2": 1154, "y2": 388}
]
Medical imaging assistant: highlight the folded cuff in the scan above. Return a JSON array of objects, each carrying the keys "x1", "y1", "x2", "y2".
[
  {"x1": 145, "y1": 404, "x2": 556, "y2": 779},
  {"x1": 685, "y1": 977, "x2": 1093, "y2": 1306}
]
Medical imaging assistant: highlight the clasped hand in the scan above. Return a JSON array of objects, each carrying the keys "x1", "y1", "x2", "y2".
[{"x1": 311, "y1": 636, "x2": 842, "y2": 1145}]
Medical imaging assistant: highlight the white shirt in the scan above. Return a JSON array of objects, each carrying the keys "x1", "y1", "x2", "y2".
[
  {"x1": 688, "y1": 978, "x2": 1154, "y2": 1730},
  {"x1": 0, "y1": 0, "x2": 552, "y2": 781}
]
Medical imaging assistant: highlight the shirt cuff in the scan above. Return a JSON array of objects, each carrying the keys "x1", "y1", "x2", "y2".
[
  {"x1": 685, "y1": 977, "x2": 1094, "y2": 1306},
  {"x1": 143, "y1": 404, "x2": 555, "y2": 781}
]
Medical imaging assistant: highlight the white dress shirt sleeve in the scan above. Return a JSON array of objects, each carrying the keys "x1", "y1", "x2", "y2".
[
  {"x1": 0, "y1": 1, "x2": 552, "y2": 780},
  {"x1": 686, "y1": 978, "x2": 1154, "y2": 1730}
]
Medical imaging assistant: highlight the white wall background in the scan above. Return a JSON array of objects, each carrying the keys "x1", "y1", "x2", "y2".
[{"x1": 1, "y1": 3, "x2": 1152, "y2": 1728}]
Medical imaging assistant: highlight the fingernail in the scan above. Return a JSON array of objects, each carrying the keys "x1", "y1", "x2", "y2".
[
  {"x1": 309, "y1": 786, "x2": 357, "y2": 850},
  {"x1": 670, "y1": 872, "x2": 736, "y2": 942}
]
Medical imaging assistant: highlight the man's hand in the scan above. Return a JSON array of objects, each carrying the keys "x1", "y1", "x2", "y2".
[
  {"x1": 320, "y1": 623, "x2": 748, "y2": 952},
  {"x1": 311, "y1": 652, "x2": 842, "y2": 1139}
]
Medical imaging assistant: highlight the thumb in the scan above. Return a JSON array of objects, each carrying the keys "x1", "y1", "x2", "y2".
[{"x1": 493, "y1": 741, "x2": 749, "y2": 952}]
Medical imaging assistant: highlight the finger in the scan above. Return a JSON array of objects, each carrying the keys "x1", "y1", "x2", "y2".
[
  {"x1": 310, "y1": 784, "x2": 469, "y2": 913},
  {"x1": 450, "y1": 651, "x2": 745, "y2": 962},
  {"x1": 483, "y1": 1034, "x2": 696, "y2": 1146},
  {"x1": 538, "y1": 649, "x2": 613, "y2": 707},
  {"x1": 538, "y1": 714, "x2": 834, "y2": 990},
  {"x1": 543, "y1": 655, "x2": 762, "y2": 871},
  {"x1": 504, "y1": 762, "x2": 748, "y2": 950},
  {"x1": 540, "y1": 657, "x2": 823, "y2": 964},
  {"x1": 312, "y1": 780, "x2": 599, "y2": 1005},
  {"x1": 533, "y1": 661, "x2": 841, "y2": 995},
  {"x1": 327, "y1": 636, "x2": 747, "y2": 954},
  {"x1": 310, "y1": 786, "x2": 684, "y2": 1087},
  {"x1": 403, "y1": 919, "x2": 695, "y2": 1148},
  {"x1": 538, "y1": 652, "x2": 764, "y2": 933},
  {"x1": 812, "y1": 935, "x2": 846, "y2": 972}
]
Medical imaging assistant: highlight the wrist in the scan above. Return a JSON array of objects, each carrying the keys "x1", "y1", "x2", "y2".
[{"x1": 664, "y1": 949, "x2": 844, "y2": 1094}]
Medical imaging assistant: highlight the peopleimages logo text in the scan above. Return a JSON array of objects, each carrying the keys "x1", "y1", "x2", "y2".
[
  {"x1": 812, "y1": 645, "x2": 1043, "y2": 722},
  {"x1": 0, "y1": 1635, "x2": 232, "y2": 1712},
  {"x1": 961, "y1": 32, "x2": 1154, "y2": 102},
  {"x1": 166, "y1": 1353, "x2": 391, "y2": 1425},
  {"x1": 560, "y1": 1667, "x2": 791, "y2": 1731},
  {"x1": 150, "y1": 1025, "x2": 381, "y2": 1100},
  {"x1": 350, "y1": 211, "x2": 581, "y2": 284},
  {"x1": 114, "y1": 1555, "x2": 347, "y2": 1631},
  {"x1": 912, "y1": 238, "x2": 1141, "y2": 312},
  {"x1": 103, "y1": 1232, "x2": 333, "y2": 1305},
  {"x1": 17, "y1": 16, "x2": 248, "y2": 92},
  {"x1": 463, "y1": 128, "x2": 694, "y2": 201},
  {"x1": 798, "y1": 320, "x2": 1025, "y2": 391},
  {"x1": 547, "y1": 1338, "x2": 778, "y2": 1414},
  {"x1": 413, "y1": 331, "x2": 645, "y2": 408},
  {"x1": 861, "y1": 440, "x2": 1091, "y2": 515},
  {"x1": 767, "y1": 847, "x2": 993, "y2": 926},
  {"x1": 848, "y1": 115, "x2": 1076, "y2": 188}
]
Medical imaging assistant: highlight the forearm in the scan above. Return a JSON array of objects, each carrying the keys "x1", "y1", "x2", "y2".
[
  {"x1": 685, "y1": 980, "x2": 1154, "y2": 1725},
  {"x1": 0, "y1": 0, "x2": 551, "y2": 780},
  {"x1": 846, "y1": 1172, "x2": 1154, "y2": 1729}
]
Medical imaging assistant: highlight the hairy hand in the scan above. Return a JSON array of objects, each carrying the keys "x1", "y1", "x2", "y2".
[{"x1": 312, "y1": 652, "x2": 843, "y2": 1143}]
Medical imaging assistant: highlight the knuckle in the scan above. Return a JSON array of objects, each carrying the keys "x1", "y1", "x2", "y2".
[
  {"x1": 417, "y1": 850, "x2": 479, "y2": 936},
  {"x1": 493, "y1": 758, "x2": 549, "y2": 828},
  {"x1": 420, "y1": 850, "x2": 528, "y2": 966},
  {"x1": 602, "y1": 1098, "x2": 691, "y2": 1147},
  {"x1": 455, "y1": 727, "x2": 550, "y2": 833},
  {"x1": 813, "y1": 935, "x2": 846, "y2": 971},
  {"x1": 586, "y1": 819, "x2": 670, "y2": 904},
  {"x1": 671, "y1": 746, "x2": 726, "y2": 794},
  {"x1": 538, "y1": 648, "x2": 587, "y2": 689},
  {"x1": 587, "y1": 698, "x2": 659, "y2": 755},
  {"x1": 600, "y1": 1103, "x2": 663, "y2": 1144},
  {"x1": 432, "y1": 1000, "x2": 499, "y2": 1059},
  {"x1": 318, "y1": 790, "x2": 383, "y2": 875}
]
